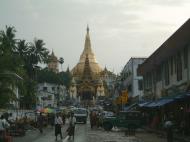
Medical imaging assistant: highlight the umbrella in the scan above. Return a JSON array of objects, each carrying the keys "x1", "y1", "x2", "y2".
[{"x1": 44, "y1": 108, "x2": 55, "y2": 113}]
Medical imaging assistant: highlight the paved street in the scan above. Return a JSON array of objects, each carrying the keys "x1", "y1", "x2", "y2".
[{"x1": 12, "y1": 120, "x2": 175, "y2": 142}]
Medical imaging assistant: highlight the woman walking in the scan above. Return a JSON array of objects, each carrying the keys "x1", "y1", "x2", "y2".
[
  {"x1": 55, "y1": 113, "x2": 63, "y2": 141},
  {"x1": 67, "y1": 112, "x2": 76, "y2": 140}
]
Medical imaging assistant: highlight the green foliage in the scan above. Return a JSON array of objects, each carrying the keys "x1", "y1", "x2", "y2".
[
  {"x1": 0, "y1": 26, "x2": 50, "y2": 109},
  {"x1": 37, "y1": 68, "x2": 72, "y2": 89}
]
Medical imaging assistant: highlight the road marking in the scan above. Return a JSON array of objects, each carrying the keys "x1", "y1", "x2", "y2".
[{"x1": 62, "y1": 135, "x2": 69, "y2": 142}]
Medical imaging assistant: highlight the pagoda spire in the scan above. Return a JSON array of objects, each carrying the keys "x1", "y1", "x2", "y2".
[
  {"x1": 87, "y1": 24, "x2": 89, "y2": 34},
  {"x1": 79, "y1": 25, "x2": 96, "y2": 63},
  {"x1": 82, "y1": 54, "x2": 92, "y2": 80}
]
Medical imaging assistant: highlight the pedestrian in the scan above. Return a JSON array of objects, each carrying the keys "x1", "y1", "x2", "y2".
[
  {"x1": 62, "y1": 113, "x2": 66, "y2": 125},
  {"x1": 55, "y1": 113, "x2": 63, "y2": 141},
  {"x1": 0, "y1": 115, "x2": 10, "y2": 141},
  {"x1": 67, "y1": 112, "x2": 76, "y2": 140},
  {"x1": 164, "y1": 118, "x2": 173, "y2": 142},
  {"x1": 90, "y1": 111, "x2": 97, "y2": 129},
  {"x1": 37, "y1": 113, "x2": 43, "y2": 133}
]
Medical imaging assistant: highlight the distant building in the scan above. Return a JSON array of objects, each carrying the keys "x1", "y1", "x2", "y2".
[
  {"x1": 99, "y1": 67, "x2": 117, "y2": 96},
  {"x1": 37, "y1": 82, "x2": 66, "y2": 108},
  {"x1": 48, "y1": 51, "x2": 59, "y2": 73},
  {"x1": 121, "y1": 58, "x2": 146, "y2": 102},
  {"x1": 0, "y1": 72, "x2": 23, "y2": 109}
]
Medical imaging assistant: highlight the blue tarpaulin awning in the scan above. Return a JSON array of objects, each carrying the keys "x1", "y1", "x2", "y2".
[
  {"x1": 155, "y1": 98, "x2": 174, "y2": 107},
  {"x1": 138, "y1": 92, "x2": 190, "y2": 108},
  {"x1": 124, "y1": 103, "x2": 138, "y2": 111},
  {"x1": 138, "y1": 102, "x2": 151, "y2": 107},
  {"x1": 141, "y1": 98, "x2": 174, "y2": 108}
]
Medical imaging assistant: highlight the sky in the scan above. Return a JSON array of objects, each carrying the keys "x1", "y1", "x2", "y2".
[{"x1": 0, "y1": 0, "x2": 190, "y2": 73}]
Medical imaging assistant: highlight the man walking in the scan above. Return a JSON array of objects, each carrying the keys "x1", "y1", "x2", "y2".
[
  {"x1": 37, "y1": 113, "x2": 44, "y2": 133},
  {"x1": 55, "y1": 113, "x2": 63, "y2": 141}
]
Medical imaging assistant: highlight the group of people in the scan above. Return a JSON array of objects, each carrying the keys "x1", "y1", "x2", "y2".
[
  {"x1": 90, "y1": 111, "x2": 102, "y2": 129},
  {"x1": 37, "y1": 112, "x2": 76, "y2": 141}
]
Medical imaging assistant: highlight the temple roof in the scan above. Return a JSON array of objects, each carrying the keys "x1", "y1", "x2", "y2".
[
  {"x1": 72, "y1": 26, "x2": 102, "y2": 76},
  {"x1": 49, "y1": 50, "x2": 58, "y2": 61}
]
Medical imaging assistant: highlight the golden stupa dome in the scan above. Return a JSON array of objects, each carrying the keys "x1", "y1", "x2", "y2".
[{"x1": 71, "y1": 26, "x2": 102, "y2": 76}]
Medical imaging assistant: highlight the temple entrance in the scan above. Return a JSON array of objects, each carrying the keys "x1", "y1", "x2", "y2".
[
  {"x1": 81, "y1": 91, "x2": 93, "y2": 100},
  {"x1": 79, "y1": 85, "x2": 95, "y2": 107}
]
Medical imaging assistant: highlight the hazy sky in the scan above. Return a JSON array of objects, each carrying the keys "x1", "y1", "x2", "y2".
[{"x1": 0, "y1": 0, "x2": 190, "y2": 73}]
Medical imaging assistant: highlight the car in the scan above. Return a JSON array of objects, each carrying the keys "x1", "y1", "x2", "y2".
[
  {"x1": 101, "y1": 111, "x2": 114, "y2": 119},
  {"x1": 102, "y1": 111, "x2": 142, "y2": 131},
  {"x1": 73, "y1": 108, "x2": 88, "y2": 124}
]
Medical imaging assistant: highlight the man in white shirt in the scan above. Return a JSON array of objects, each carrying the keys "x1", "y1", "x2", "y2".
[{"x1": 54, "y1": 113, "x2": 63, "y2": 141}]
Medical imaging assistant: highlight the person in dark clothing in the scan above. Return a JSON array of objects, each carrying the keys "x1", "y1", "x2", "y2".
[
  {"x1": 90, "y1": 111, "x2": 97, "y2": 129},
  {"x1": 62, "y1": 114, "x2": 66, "y2": 125},
  {"x1": 67, "y1": 112, "x2": 76, "y2": 140},
  {"x1": 164, "y1": 119, "x2": 173, "y2": 142},
  {"x1": 37, "y1": 113, "x2": 43, "y2": 133}
]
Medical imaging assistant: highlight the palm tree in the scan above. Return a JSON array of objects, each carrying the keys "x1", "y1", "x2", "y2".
[
  {"x1": 16, "y1": 40, "x2": 29, "y2": 58},
  {"x1": 30, "y1": 38, "x2": 49, "y2": 64},
  {"x1": 59, "y1": 57, "x2": 64, "y2": 71},
  {"x1": 0, "y1": 26, "x2": 17, "y2": 53},
  {"x1": 27, "y1": 38, "x2": 49, "y2": 79}
]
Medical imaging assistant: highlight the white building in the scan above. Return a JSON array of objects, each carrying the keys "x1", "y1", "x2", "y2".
[
  {"x1": 0, "y1": 72, "x2": 23, "y2": 109},
  {"x1": 37, "y1": 82, "x2": 66, "y2": 108},
  {"x1": 121, "y1": 57, "x2": 146, "y2": 102},
  {"x1": 138, "y1": 19, "x2": 190, "y2": 100}
]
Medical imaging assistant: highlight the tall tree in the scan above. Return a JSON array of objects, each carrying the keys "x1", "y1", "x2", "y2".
[
  {"x1": 0, "y1": 26, "x2": 19, "y2": 107},
  {"x1": 26, "y1": 38, "x2": 49, "y2": 79},
  {"x1": 30, "y1": 38, "x2": 49, "y2": 64}
]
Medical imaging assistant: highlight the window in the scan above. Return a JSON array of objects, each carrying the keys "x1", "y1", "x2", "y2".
[
  {"x1": 174, "y1": 56, "x2": 177, "y2": 73},
  {"x1": 170, "y1": 57, "x2": 173, "y2": 75},
  {"x1": 43, "y1": 87, "x2": 47, "y2": 91},
  {"x1": 138, "y1": 80, "x2": 143, "y2": 90},
  {"x1": 164, "y1": 61, "x2": 170, "y2": 85},
  {"x1": 184, "y1": 46, "x2": 188, "y2": 69},
  {"x1": 52, "y1": 87, "x2": 55, "y2": 91},
  {"x1": 177, "y1": 53, "x2": 182, "y2": 81},
  {"x1": 156, "y1": 67, "x2": 161, "y2": 82},
  {"x1": 128, "y1": 84, "x2": 132, "y2": 92}
]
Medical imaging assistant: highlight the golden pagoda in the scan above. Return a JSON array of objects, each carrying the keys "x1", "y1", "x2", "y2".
[
  {"x1": 71, "y1": 26, "x2": 102, "y2": 78},
  {"x1": 70, "y1": 26, "x2": 116, "y2": 106}
]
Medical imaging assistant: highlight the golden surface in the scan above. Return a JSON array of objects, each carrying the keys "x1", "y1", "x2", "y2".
[{"x1": 71, "y1": 26, "x2": 102, "y2": 76}]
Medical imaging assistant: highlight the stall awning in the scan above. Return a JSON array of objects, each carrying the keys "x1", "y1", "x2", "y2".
[
  {"x1": 124, "y1": 103, "x2": 138, "y2": 111},
  {"x1": 143, "y1": 98, "x2": 174, "y2": 108},
  {"x1": 138, "y1": 102, "x2": 152, "y2": 107}
]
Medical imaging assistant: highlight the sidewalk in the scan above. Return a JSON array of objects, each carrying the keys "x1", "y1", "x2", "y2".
[{"x1": 143, "y1": 126, "x2": 190, "y2": 142}]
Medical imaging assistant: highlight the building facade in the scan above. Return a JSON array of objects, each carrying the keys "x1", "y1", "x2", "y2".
[
  {"x1": 138, "y1": 19, "x2": 190, "y2": 100},
  {"x1": 137, "y1": 19, "x2": 190, "y2": 133},
  {"x1": 121, "y1": 58, "x2": 146, "y2": 102},
  {"x1": 48, "y1": 51, "x2": 59, "y2": 73},
  {"x1": 37, "y1": 82, "x2": 66, "y2": 108}
]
